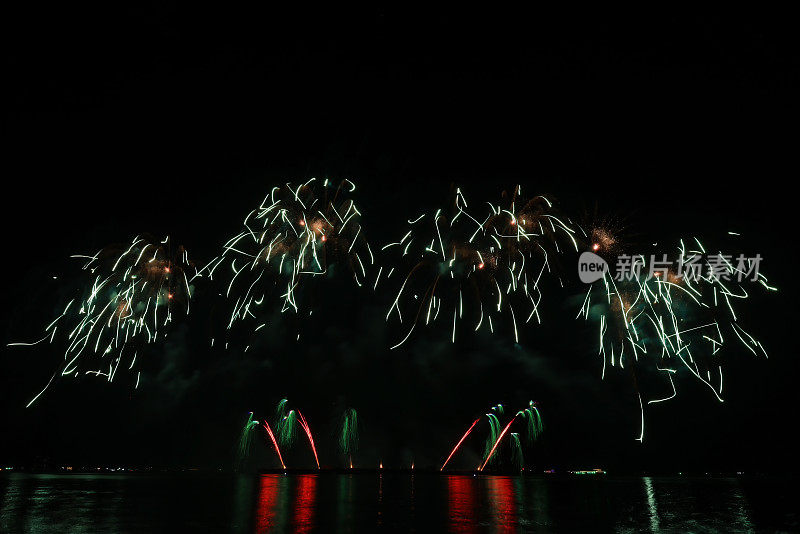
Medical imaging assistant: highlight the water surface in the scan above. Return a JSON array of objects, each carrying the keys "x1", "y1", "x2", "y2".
[{"x1": 1, "y1": 473, "x2": 796, "y2": 532}]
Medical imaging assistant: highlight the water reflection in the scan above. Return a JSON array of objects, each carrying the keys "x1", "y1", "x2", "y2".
[
  {"x1": 730, "y1": 480, "x2": 754, "y2": 531},
  {"x1": 617, "y1": 476, "x2": 756, "y2": 532},
  {"x1": 0, "y1": 472, "x2": 782, "y2": 532},
  {"x1": 293, "y1": 475, "x2": 317, "y2": 533},
  {"x1": 253, "y1": 475, "x2": 284, "y2": 532},
  {"x1": 486, "y1": 476, "x2": 517, "y2": 533},
  {"x1": 336, "y1": 474, "x2": 354, "y2": 532},
  {"x1": 517, "y1": 475, "x2": 550, "y2": 528},
  {"x1": 447, "y1": 475, "x2": 477, "y2": 532},
  {"x1": 446, "y1": 475, "x2": 520, "y2": 532},
  {"x1": 1, "y1": 474, "x2": 129, "y2": 532},
  {"x1": 253, "y1": 474, "x2": 318, "y2": 533},
  {"x1": 377, "y1": 473, "x2": 383, "y2": 528},
  {"x1": 643, "y1": 476, "x2": 660, "y2": 532}
]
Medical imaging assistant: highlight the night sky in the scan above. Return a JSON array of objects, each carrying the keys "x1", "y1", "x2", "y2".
[{"x1": 3, "y1": 7, "x2": 797, "y2": 473}]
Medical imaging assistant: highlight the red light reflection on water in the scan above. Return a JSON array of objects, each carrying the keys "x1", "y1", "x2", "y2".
[
  {"x1": 447, "y1": 475, "x2": 477, "y2": 533},
  {"x1": 254, "y1": 475, "x2": 280, "y2": 533},
  {"x1": 292, "y1": 474, "x2": 318, "y2": 533},
  {"x1": 255, "y1": 474, "x2": 318, "y2": 533},
  {"x1": 447, "y1": 475, "x2": 518, "y2": 533},
  {"x1": 487, "y1": 476, "x2": 517, "y2": 533}
]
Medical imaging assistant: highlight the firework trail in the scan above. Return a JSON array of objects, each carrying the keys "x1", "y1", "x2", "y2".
[
  {"x1": 275, "y1": 402, "x2": 298, "y2": 447},
  {"x1": 297, "y1": 410, "x2": 320, "y2": 469},
  {"x1": 441, "y1": 402, "x2": 542, "y2": 471},
  {"x1": 483, "y1": 411, "x2": 501, "y2": 469},
  {"x1": 9, "y1": 235, "x2": 195, "y2": 406},
  {"x1": 273, "y1": 399, "x2": 320, "y2": 468},
  {"x1": 509, "y1": 433, "x2": 524, "y2": 472},
  {"x1": 518, "y1": 401, "x2": 543, "y2": 444},
  {"x1": 236, "y1": 412, "x2": 260, "y2": 469},
  {"x1": 275, "y1": 398, "x2": 289, "y2": 420},
  {"x1": 576, "y1": 233, "x2": 775, "y2": 440},
  {"x1": 262, "y1": 421, "x2": 286, "y2": 469},
  {"x1": 235, "y1": 409, "x2": 285, "y2": 469},
  {"x1": 440, "y1": 417, "x2": 480, "y2": 471},
  {"x1": 339, "y1": 408, "x2": 359, "y2": 465},
  {"x1": 196, "y1": 178, "x2": 372, "y2": 345},
  {"x1": 381, "y1": 186, "x2": 578, "y2": 349},
  {"x1": 479, "y1": 415, "x2": 517, "y2": 471}
]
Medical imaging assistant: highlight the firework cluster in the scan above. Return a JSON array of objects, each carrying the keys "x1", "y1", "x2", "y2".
[
  {"x1": 235, "y1": 400, "x2": 541, "y2": 472},
  {"x1": 10, "y1": 179, "x2": 775, "y2": 440},
  {"x1": 441, "y1": 401, "x2": 544, "y2": 472},
  {"x1": 236, "y1": 399, "x2": 347, "y2": 470}
]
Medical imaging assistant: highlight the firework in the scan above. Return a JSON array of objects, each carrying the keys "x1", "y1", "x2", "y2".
[
  {"x1": 339, "y1": 408, "x2": 359, "y2": 465},
  {"x1": 236, "y1": 412, "x2": 260, "y2": 469},
  {"x1": 576, "y1": 235, "x2": 775, "y2": 440},
  {"x1": 296, "y1": 410, "x2": 320, "y2": 469},
  {"x1": 10, "y1": 182, "x2": 774, "y2": 446},
  {"x1": 440, "y1": 418, "x2": 480, "y2": 471},
  {"x1": 381, "y1": 186, "x2": 577, "y2": 349},
  {"x1": 482, "y1": 412, "x2": 501, "y2": 469},
  {"x1": 275, "y1": 400, "x2": 298, "y2": 447},
  {"x1": 262, "y1": 421, "x2": 286, "y2": 469},
  {"x1": 273, "y1": 399, "x2": 320, "y2": 469},
  {"x1": 518, "y1": 401, "x2": 543, "y2": 444},
  {"x1": 197, "y1": 178, "x2": 372, "y2": 344},
  {"x1": 236, "y1": 410, "x2": 285, "y2": 469},
  {"x1": 480, "y1": 403, "x2": 543, "y2": 471},
  {"x1": 441, "y1": 402, "x2": 542, "y2": 471},
  {"x1": 10, "y1": 235, "x2": 194, "y2": 406},
  {"x1": 509, "y1": 433, "x2": 524, "y2": 471},
  {"x1": 275, "y1": 398, "x2": 289, "y2": 420},
  {"x1": 479, "y1": 416, "x2": 517, "y2": 471}
]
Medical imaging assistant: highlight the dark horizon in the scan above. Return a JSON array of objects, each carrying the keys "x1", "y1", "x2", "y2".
[{"x1": 2, "y1": 7, "x2": 797, "y2": 476}]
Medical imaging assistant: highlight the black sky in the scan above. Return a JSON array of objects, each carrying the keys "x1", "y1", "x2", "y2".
[{"x1": 2, "y1": 6, "x2": 797, "y2": 473}]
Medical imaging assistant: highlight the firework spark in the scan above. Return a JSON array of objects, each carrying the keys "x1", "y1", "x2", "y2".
[
  {"x1": 576, "y1": 235, "x2": 775, "y2": 440},
  {"x1": 10, "y1": 235, "x2": 195, "y2": 406},
  {"x1": 197, "y1": 178, "x2": 372, "y2": 344},
  {"x1": 381, "y1": 186, "x2": 578, "y2": 349}
]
